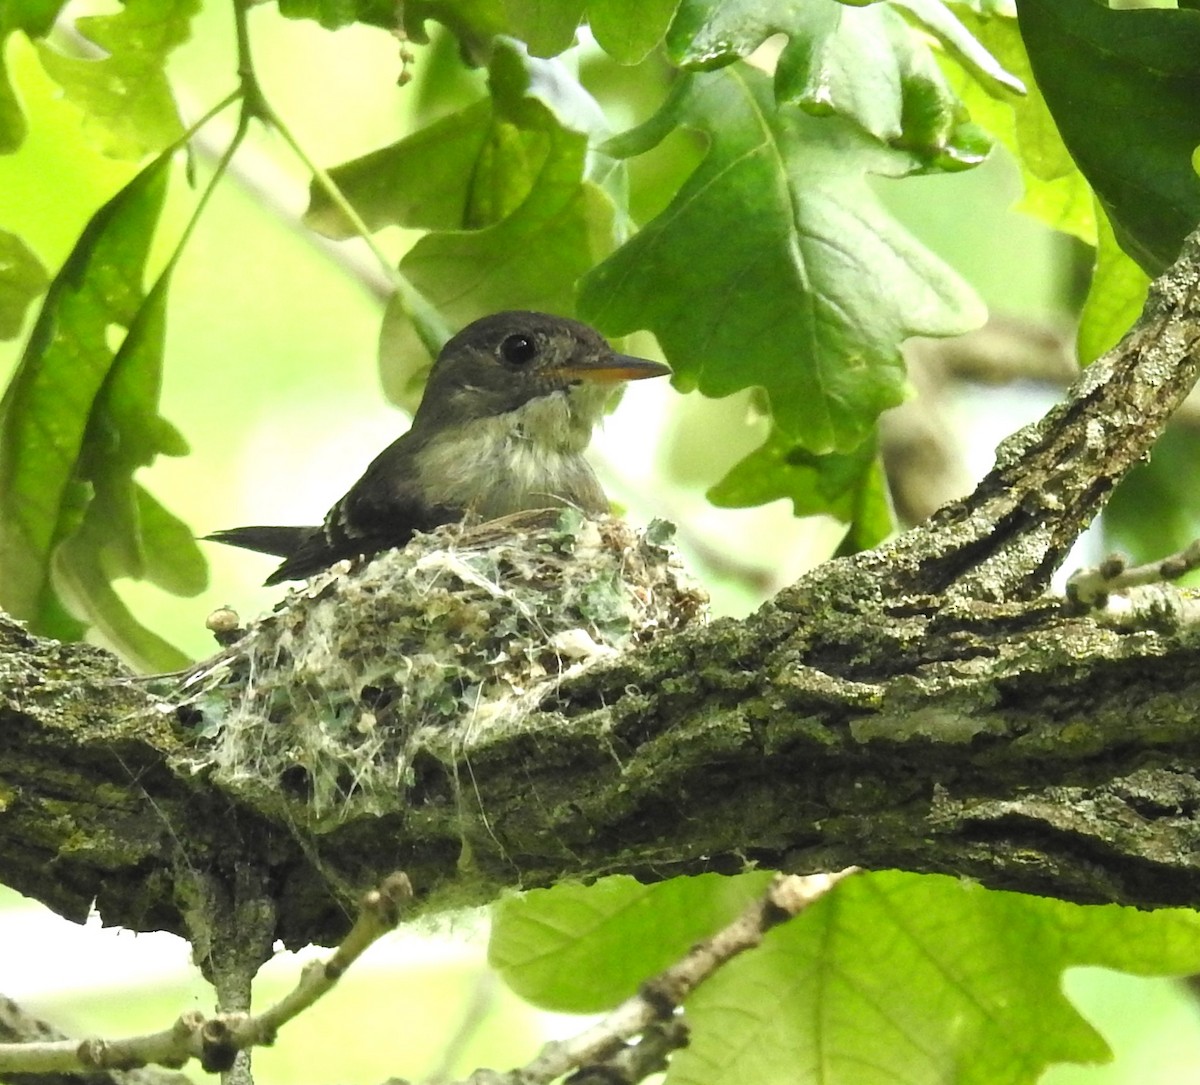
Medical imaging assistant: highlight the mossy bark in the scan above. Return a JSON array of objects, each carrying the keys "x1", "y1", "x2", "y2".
[{"x1": 2, "y1": 227, "x2": 1200, "y2": 952}]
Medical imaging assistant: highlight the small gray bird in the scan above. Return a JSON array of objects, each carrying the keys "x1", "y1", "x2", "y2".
[{"x1": 207, "y1": 311, "x2": 671, "y2": 584}]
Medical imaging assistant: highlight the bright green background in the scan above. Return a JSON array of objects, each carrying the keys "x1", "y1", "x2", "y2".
[
  {"x1": 4, "y1": 4, "x2": 1200, "y2": 1083},
  {"x1": 0, "y1": 2, "x2": 1072, "y2": 660}
]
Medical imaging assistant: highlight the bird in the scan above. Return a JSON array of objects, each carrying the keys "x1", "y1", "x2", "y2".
[{"x1": 206, "y1": 310, "x2": 671, "y2": 585}]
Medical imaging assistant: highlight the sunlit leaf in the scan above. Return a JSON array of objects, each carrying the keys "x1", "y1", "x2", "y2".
[
  {"x1": 307, "y1": 41, "x2": 611, "y2": 237},
  {"x1": 53, "y1": 493, "x2": 194, "y2": 674},
  {"x1": 941, "y1": 11, "x2": 1152, "y2": 364},
  {"x1": 674, "y1": 872, "x2": 1200, "y2": 1085},
  {"x1": 708, "y1": 429, "x2": 893, "y2": 552},
  {"x1": 0, "y1": 155, "x2": 200, "y2": 670},
  {"x1": 502, "y1": 0, "x2": 585, "y2": 56},
  {"x1": 277, "y1": 0, "x2": 397, "y2": 30},
  {"x1": 307, "y1": 101, "x2": 494, "y2": 237},
  {"x1": 589, "y1": 0, "x2": 679, "y2": 64},
  {"x1": 500, "y1": 0, "x2": 676, "y2": 62},
  {"x1": 665, "y1": 0, "x2": 1000, "y2": 169},
  {"x1": 35, "y1": 0, "x2": 198, "y2": 159},
  {"x1": 314, "y1": 40, "x2": 620, "y2": 404},
  {"x1": 1077, "y1": 199, "x2": 1149, "y2": 367},
  {"x1": 1016, "y1": 0, "x2": 1200, "y2": 274},
  {"x1": 492, "y1": 871, "x2": 1200, "y2": 1085},
  {"x1": 0, "y1": 0, "x2": 66, "y2": 152},
  {"x1": 579, "y1": 65, "x2": 983, "y2": 455},
  {"x1": 400, "y1": 0, "x2": 508, "y2": 64},
  {"x1": 941, "y1": 9, "x2": 1096, "y2": 245},
  {"x1": 135, "y1": 484, "x2": 207, "y2": 596},
  {"x1": 890, "y1": 0, "x2": 1023, "y2": 97},
  {"x1": 491, "y1": 872, "x2": 774, "y2": 1012},
  {"x1": 0, "y1": 228, "x2": 49, "y2": 338}
]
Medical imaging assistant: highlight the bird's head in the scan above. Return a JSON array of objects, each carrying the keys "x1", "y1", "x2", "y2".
[{"x1": 414, "y1": 311, "x2": 671, "y2": 434}]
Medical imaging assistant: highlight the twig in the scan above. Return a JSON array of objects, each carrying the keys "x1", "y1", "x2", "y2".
[
  {"x1": 1068, "y1": 539, "x2": 1200, "y2": 606},
  {"x1": 465, "y1": 869, "x2": 858, "y2": 1085},
  {"x1": 0, "y1": 996, "x2": 193, "y2": 1085},
  {"x1": 1065, "y1": 540, "x2": 1200, "y2": 628},
  {"x1": 0, "y1": 873, "x2": 413, "y2": 1078}
]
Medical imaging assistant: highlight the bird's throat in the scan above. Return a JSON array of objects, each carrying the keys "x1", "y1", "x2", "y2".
[{"x1": 414, "y1": 392, "x2": 610, "y2": 518}]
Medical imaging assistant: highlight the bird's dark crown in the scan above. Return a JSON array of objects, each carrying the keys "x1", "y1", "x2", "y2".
[{"x1": 414, "y1": 311, "x2": 627, "y2": 428}]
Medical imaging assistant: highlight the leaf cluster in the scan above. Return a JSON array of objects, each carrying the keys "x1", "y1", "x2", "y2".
[
  {"x1": 1, "y1": 0, "x2": 1198, "y2": 666},
  {"x1": 1, "y1": 6, "x2": 1200, "y2": 1081}
]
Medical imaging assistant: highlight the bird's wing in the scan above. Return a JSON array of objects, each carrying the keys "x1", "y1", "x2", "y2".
[{"x1": 261, "y1": 481, "x2": 457, "y2": 585}]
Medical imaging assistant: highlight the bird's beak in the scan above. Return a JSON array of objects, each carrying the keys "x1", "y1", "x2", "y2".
[{"x1": 549, "y1": 353, "x2": 672, "y2": 384}]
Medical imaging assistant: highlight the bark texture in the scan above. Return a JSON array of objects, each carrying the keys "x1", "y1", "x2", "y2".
[{"x1": 2, "y1": 227, "x2": 1200, "y2": 953}]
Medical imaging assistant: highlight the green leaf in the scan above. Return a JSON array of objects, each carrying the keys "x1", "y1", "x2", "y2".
[
  {"x1": 579, "y1": 65, "x2": 984, "y2": 455},
  {"x1": 395, "y1": 156, "x2": 612, "y2": 313},
  {"x1": 495, "y1": 871, "x2": 1200, "y2": 1085},
  {"x1": 670, "y1": 871, "x2": 1200, "y2": 1085},
  {"x1": 490, "y1": 872, "x2": 774, "y2": 1012},
  {"x1": 134, "y1": 483, "x2": 207, "y2": 595},
  {"x1": 0, "y1": 154, "x2": 200, "y2": 669},
  {"x1": 0, "y1": 229, "x2": 49, "y2": 338},
  {"x1": 502, "y1": 0, "x2": 676, "y2": 62},
  {"x1": 589, "y1": 0, "x2": 679, "y2": 65},
  {"x1": 53, "y1": 496, "x2": 193, "y2": 674},
  {"x1": 502, "y1": 0, "x2": 586, "y2": 57},
  {"x1": 941, "y1": 13, "x2": 1150, "y2": 395},
  {"x1": 277, "y1": 0, "x2": 398, "y2": 30},
  {"x1": 1015, "y1": 0, "x2": 1200, "y2": 274},
  {"x1": 347, "y1": 40, "x2": 620, "y2": 402},
  {"x1": 0, "y1": 0, "x2": 66, "y2": 153},
  {"x1": 708, "y1": 430, "x2": 893, "y2": 552},
  {"x1": 665, "y1": 0, "x2": 1000, "y2": 168},
  {"x1": 890, "y1": 0, "x2": 1023, "y2": 97},
  {"x1": 943, "y1": 9, "x2": 1096, "y2": 244},
  {"x1": 306, "y1": 101, "x2": 496, "y2": 236},
  {"x1": 1077, "y1": 198, "x2": 1149, "y2": 367},
  {"x1": 34, "y1": 0, "x2": 198, "y2": 160},
  {"x1": 399, "y1": 0, "x2": 509, "y2": 64},
  {"x1": 307, "y1": 41, "x2": 611, "y2": 237},
  {"x1": 957, "y1": 0, "x2": 1016, "y2": 13}
]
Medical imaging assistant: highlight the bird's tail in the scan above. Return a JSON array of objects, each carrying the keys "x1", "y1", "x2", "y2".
[{"x1": 204, "y1": 525, "x2": 314, "y2": 558}]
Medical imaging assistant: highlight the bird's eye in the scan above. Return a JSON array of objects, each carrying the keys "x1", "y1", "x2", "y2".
[{"x1": 499, "y1": 334, "x2": 537, "y2": 366}]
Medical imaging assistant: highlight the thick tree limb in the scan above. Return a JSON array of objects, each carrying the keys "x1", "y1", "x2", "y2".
[
  {"x1": 2, "y1": 229, "x2": 1200, "y2": 952},
  {"x1": 866, "y1": 225, "x2": 1200, "y2": 600}
]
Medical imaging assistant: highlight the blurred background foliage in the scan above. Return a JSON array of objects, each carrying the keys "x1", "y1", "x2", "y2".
[
  {"x1": 4, "y1": 2, "x2": 1200, "y2": 1083},
  {"x1": 2, "y1": 0, "x2": 1159, "y2": 670}
]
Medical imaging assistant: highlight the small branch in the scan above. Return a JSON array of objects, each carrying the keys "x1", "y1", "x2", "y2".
[
  {"x1": 564, "y1": 1020, "x2": 690, "y2": 1085},
  {"x1": 1068, "y1": 539, "x2": 1200, "y2": 607},
  {"x1": 1064, "y1": 540, "x2": 1200, "y2": 629},
  {"x1": 0, "y1": 874, "x2": 412, "y2": 1079},
  {"x1": 845, "y1": 224, "x2": 1200, "y2": 602},
  {"x1": 252, "y1": 871, "x2": 413, "y2": 1037},
  {"x1": 0, "y1": 996, "x2": 193, "y2": 1085},
  {"x1": 481, "y1": 870, "x2": 857, "y2": 1085}
]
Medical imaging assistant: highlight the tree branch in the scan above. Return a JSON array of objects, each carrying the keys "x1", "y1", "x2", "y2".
[
  {"x1": 2, "y1": 227, "x2": 1200, "y2": 954},
  {"x1": 0, "y1": 874, "x2": 411, "y2": 1078},
  {"x1": 862, "y1": 225, "x2": 1200, "y2": 599}
]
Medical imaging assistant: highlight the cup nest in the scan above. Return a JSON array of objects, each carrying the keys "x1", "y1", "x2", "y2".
[{"x1": 174, "y1": 510, "x2": 707, "y2": 829}]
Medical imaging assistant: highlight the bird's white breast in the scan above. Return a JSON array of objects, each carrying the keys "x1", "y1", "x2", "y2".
[{"x1": 415, "y1": 393, "x2": 608, "y2": 516}]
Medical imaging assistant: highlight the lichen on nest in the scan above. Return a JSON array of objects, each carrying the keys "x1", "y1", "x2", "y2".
[{"x1": 176, "y1": 510, "x2": 706, "y2": 829}]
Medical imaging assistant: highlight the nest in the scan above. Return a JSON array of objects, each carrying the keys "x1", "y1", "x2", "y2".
[{"x1": 176, "y1": 510, "x2": 707, "y2": 829}]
